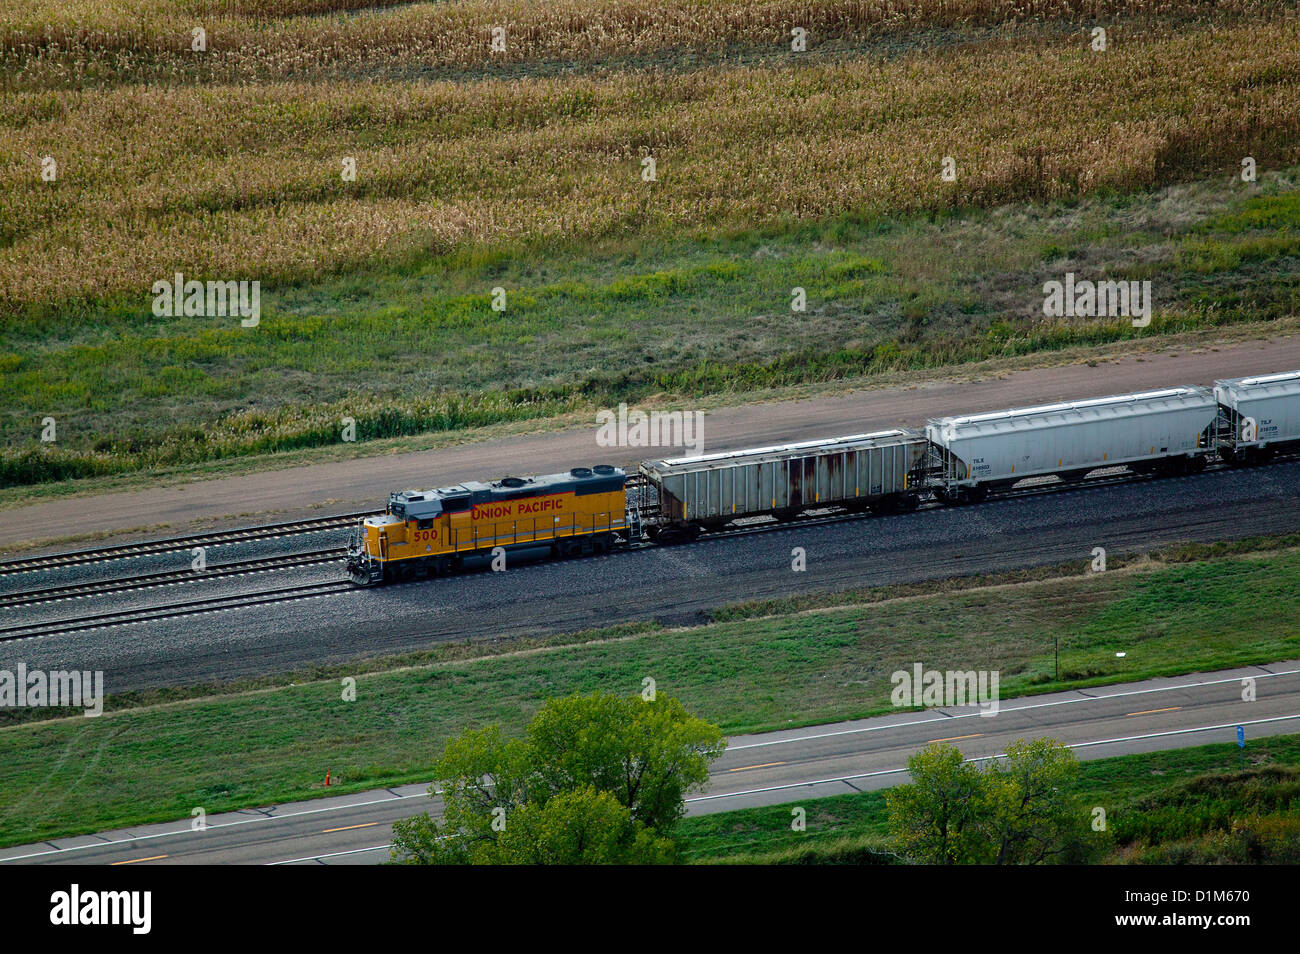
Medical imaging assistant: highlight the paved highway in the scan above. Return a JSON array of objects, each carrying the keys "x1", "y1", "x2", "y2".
[{"x1": 4, "y1": 660, "x2": 1296, "y2": 865}]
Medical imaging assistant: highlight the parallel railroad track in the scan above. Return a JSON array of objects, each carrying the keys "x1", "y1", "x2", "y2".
[
  {"x1": 0, "y1": 549, "x2": 343, "y2": 609},
  {"x1": 0, "y1": 579, "x2": 353, "y2": 643},
  {"x1": 0, "y1": 511, "x2": 374, "y2": 576},
  {"x1": 4, "y1": 454, "x2": 1294, "y2": 640}
]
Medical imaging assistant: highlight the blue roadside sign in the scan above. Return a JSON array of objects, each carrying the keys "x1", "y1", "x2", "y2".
[{"x1": 1236, "y1": 725, "x2": 1245, "y2": 748}]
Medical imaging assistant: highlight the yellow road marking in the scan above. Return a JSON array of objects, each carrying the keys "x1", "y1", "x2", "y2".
[
  {"x1": 111, "y1": 854, "x2": 167, "y2": 865},
  {"x1": 1127, "y1": 706, "x2": 1182, "y2": 717},
  {"x1": 727, "y1": 761, "x2": 786, "y2": 773},
  {"x1": 322, "y1": 822, "x2": 380, "y2": 834},
  {"x1": 927, "y1": 733, "x2": 983, "y2": 744}
]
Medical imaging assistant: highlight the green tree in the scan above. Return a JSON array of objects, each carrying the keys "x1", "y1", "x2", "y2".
[
  {"x1": 391, "y1": 725, "x2": 535, "y2": 864},
  {"x1": 983, "y1": 737, "x2": 1083, "y2": 864},
  {"x1": 526, "y1": 692, "x2": 725, "y2": 832},
  {"x1": 487, "y1": 787, "x2": 676, "y2": 864},
  {"x1": 887, "y1": 738, "x2": 1085, "y2": 864},
  {"x1": 391, "y1": 692, "x2": 725, "y2": 865},
  {"x1": 886, "y1": 743, "x2": 992, "y2": 864}
]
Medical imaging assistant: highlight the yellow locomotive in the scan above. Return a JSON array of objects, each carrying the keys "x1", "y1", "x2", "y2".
[{"x1": 346, "y1": 465, "x2": 628, "y2": 585}]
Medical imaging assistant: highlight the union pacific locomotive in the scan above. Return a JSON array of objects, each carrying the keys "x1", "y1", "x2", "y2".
[
  {"x1": 346, "y1": 369, "x2": 1300, "y2": 585},
  {"x1": 347, "y1": 465, "x2": 627, "y2": 585}
]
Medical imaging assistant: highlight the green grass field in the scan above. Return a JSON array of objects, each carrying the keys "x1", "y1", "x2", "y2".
[
  {"x1": 3, "y1": 175, "x2": 1297, "y2": 487},
  {"x1": 1, "y1": 536, "x2": 1298, "y2": 848}
]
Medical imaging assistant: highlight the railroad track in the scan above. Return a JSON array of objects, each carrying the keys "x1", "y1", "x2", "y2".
[
  {"x1": 0, "y1": 579, "x2": 353, "y2": 643},
  {"x1": 0, "y1": 549, "x2": 343, "y2": 609},
  {"x1": 682, "y1": 451, "x2": 1300, "y2": 543},
  {"x1": 3, "y1": 454, "x2": 1293, "y2": 641},
  {"x1": 0, "y1": 511, "x2": 373, "y2": 576}
]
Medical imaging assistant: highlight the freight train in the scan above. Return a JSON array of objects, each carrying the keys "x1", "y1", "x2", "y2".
[{"x1": 346, "y1": 369, "x2": 1300, "y2": 585}]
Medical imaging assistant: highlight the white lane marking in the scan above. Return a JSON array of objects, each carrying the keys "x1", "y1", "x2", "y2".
[
  {"x1": 726, "y1": 668, "x2": 1300, "y2": 751},
  {"x1": 693, "y1": 713, "x2": 1300, "y2": 802},
  {"x1": 0, "y1": 790, "x2": 434, "y2": 863},
  {"x1": 1068, "y1": 713, "x2": 1300, "y2": 749},
  {"x1": 267, "y1": 844, "x2": 393, "y2": 865}
]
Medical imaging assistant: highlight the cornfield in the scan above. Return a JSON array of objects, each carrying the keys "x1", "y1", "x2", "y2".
[
  {"x1": 2, "y1": 16, "x2": 1297, "y2": 316},
  {"x1": 0, "y1": 1, "x2": 1285, "y2": 89},
  {"x1": 1, "y1": 0, "x2": 1297, "y2": 482}
]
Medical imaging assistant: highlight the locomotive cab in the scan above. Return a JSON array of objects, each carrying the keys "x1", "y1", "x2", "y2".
[
  {"x1": 345, "y1": 486, "x2": 487, "y2": 584},
  {"x1": 346, "y1": 512, "x2": 403, "y2": 585},
  {"x1": 346, "y1": 470, "x2": 628, "y2": 586}
]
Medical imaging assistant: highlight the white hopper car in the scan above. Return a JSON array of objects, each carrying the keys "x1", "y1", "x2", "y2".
[
  {"x1": 1214, "y1": 370, "x2": 1300, "y2": 465},
  {"x1": 925, "y1": 387, "x2": 1221, "y2": 503}
]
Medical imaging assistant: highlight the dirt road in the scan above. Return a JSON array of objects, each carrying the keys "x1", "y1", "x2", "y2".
[{"x1": 2, "y1": 335, "x2": 1295, "y2": 551}]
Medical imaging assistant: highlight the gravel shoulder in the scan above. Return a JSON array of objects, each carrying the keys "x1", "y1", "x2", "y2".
[{"x1": 1, "y1": 333, "x2": 1296, "y2": 553}]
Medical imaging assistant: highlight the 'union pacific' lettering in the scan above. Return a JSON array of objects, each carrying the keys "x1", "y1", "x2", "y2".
[{"x1": 472, "y1": 494, "x2": 570, "y2": 521}]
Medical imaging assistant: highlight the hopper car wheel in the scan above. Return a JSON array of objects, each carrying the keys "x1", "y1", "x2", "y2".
[
  {"x1": 870, "y1": 495, "x2": 903, "y2": 515},
  {"x1": 948, "y1": 486, "x2": 988, "y2": 505},
  {"x1": 656, "y1": 526, "x2": 702, "y2": 545},
  {"x1": 1241, "y1": 448, "x2": 1276, "y2": 466}
]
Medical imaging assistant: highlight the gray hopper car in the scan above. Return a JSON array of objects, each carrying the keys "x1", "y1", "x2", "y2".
[
  {"x1": 926, "y1": 386, "x2": 1220, "y2": 503},
  {"x1": 1215, "y1": 371, "x2": 1300, "y2": 465},
  {"x1": 639, "y1": 430, "x2": 929, "y2": 542}
]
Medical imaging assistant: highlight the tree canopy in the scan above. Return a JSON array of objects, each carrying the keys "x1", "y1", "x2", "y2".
[
  {"x1": 391, "y1": 692, "x2": 726, "y2": 865},
  {"x1": 886, "y1": 738, "x2": 1085, "y2": 864}
]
